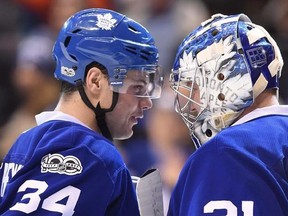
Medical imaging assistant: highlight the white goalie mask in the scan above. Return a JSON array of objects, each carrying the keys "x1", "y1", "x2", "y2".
[{"x1": 170, "y1": 14, "x2": 283, "y2": 148}]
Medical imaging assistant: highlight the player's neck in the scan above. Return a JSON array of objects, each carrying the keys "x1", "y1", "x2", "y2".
[{"x1": 54, "y1": 93, "x2": 99, "y2": 132}]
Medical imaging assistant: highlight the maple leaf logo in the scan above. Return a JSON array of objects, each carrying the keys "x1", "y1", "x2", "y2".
[
  {"x1": 96, "y1": 13, "x2": 117, "y2": 30},
  {"x1": 180, "y1": 51, "x2": 194, "y2": 70},
  {"x1": 178, "y1": 51, "x2": 198, "y2": 81}
]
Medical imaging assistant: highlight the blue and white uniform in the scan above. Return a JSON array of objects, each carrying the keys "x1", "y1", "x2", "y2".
[
  {"x1": 0, "y1": 111, "x2": 140, "y2": 215},
  {"x1": 168, "y1": 106, "x2": 288, "y2": 216}
]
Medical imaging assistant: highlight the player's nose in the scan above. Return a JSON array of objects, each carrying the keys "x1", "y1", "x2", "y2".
[{"x1": 139, "y1": 97, "x2": 152, "y2": 110}]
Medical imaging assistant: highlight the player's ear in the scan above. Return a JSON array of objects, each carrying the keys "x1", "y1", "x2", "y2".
[{"x1": 85, "y1": 67, "x2": 108, "y2": 92}]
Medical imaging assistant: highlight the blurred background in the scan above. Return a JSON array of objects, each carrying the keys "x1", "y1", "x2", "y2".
[{"x1": 0, "y1": 0, "x2": 287, "y2": 213}]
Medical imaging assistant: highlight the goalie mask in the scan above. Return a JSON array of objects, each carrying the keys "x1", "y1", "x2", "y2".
[{"x1": 170, "y1": 13, "x2": 283, "y2": 148}]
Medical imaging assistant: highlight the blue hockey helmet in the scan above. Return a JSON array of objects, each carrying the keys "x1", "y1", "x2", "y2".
[
  {"x1": 170, "y1": 14, "x2": 283, "y2": 147},
  {"x1": 52, "y1": 8, "x2": 163, "y2": 99}
]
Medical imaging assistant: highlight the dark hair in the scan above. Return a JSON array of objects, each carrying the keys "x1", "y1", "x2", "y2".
[{"x1": 60, "y1": 61, "x2": 108, "y2": 95}]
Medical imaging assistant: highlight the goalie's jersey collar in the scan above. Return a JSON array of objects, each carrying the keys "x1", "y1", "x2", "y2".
[{"x1": 232, "y1": 105, "x2": 288, "y2": 126}]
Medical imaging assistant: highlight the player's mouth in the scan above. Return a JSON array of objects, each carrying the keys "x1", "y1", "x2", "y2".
[{"x1": 130, "y1": 115, "x2": 143, "y2": 125}]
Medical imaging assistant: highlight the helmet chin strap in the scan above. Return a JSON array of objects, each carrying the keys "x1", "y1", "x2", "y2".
[{"x1": 76, "y1": 80, "x2": 119, "y2": 141}]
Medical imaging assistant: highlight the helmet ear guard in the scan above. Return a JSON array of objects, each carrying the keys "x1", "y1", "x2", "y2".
[{"x1": 170, "y1": 13, "x2": 283, "y2": 147}]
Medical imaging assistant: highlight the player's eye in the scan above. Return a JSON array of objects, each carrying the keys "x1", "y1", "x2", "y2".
[
  {"x1": 132, "y1": 85, "x2": 146, "y2": 95},
  {"x1": 125, "y1": 83, "x2": 147, "y2": 96}
]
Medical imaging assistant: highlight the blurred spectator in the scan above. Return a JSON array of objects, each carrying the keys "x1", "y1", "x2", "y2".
[
  {"x1": 115, "y1": 0, "x2": 210, "y2": 73},
  {"x1": 14, "y1": 0, "x2": 50, "y2": 23},
  {"x1": 201, "y1": 0, "x2": 269, "y2": 23},
  {"x1": 0, "y1": 0, "x2": 21, "y2": 127},
  {"x1": 15, "y1": 0, "x2": 115, "y2": 32},
  {"x1": 0, "y1": 0, "x2": 85, "y2": 160},
  {"x1": 0, "y1": 29, "x2": 60, "y2": 160},
  {"x1": 145, "y1": 0, "x2": 210, "y2": 73}
]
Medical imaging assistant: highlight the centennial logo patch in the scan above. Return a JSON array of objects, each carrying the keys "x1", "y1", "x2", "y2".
[
  {"x1": 41, "y1": 153, "x2": 82, "y2": 175},
  {"x1": 61, "y1": 66, "x2": 75, "y2": 77}
]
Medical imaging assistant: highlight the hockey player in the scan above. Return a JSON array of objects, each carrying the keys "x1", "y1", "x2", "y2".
[
  {"x1": 0, "y1": 8, "x2": 163, "y2": 215},
  {"x1": 168, "y1": 14, "x2": 288, "y2": 215}
]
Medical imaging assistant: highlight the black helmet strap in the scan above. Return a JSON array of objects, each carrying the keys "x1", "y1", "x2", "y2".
[{"x1": 76, "y1": 80, "x2": 119, "y2": 141}]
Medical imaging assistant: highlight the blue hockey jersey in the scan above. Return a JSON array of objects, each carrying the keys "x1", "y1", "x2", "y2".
[
  {"x1": 168, "y1": 106, "x2": 288, "y2": 216},
  {"x1": 0, "y1": 111, "x2": 140, "y2": 215}
]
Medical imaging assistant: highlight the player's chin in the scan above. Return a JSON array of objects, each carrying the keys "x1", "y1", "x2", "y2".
[
  {"x1": 114, "y1": 130, "x2": 134, "y2": 140},
  {"x1": 113, "y1": 124, "x2": 135, "y2": 140}
]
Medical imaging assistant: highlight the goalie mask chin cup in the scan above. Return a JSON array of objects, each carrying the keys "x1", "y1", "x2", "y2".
[{"x1": 170, "y1": 13, "x2": 283, "y2": 148}]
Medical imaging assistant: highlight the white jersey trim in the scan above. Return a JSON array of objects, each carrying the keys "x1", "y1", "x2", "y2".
[
  {"x1": 232, "y1": 105, "x2": 288, "y2": 126},
  {"x1": 35, "y1": 111, "x2": 91, "y2": 130}
]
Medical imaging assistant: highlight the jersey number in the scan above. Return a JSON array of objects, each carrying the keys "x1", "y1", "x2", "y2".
[
  {"x1": 204, "y1": 200, "x2": 254, "y2": 216},
  {"x1": 10, "y1": 180, "x2": 81, "y2": 216}
]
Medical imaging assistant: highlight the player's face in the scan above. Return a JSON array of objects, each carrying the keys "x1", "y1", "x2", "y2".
[
  {"x1": 106, "y1": 93, "x2": 152, "y2": 140},
  {"x1": 105, "y1": 72, "x2": 153, "y2": 140},
  {"x1": 176, "y1": 81, "x2": 201, "y2": 118}
]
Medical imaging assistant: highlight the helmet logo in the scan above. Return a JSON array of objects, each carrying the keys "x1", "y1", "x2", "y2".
[
  {"x1": 96, "y1": 13, "x2": 117, "y2": 30},
  {"x1": 61, "y1": 66, "x2": 75, "y2": 77},
  {"x1": 180, "y1": 51, "x2": 195, "y2": 71},
  {"x1": 246, "y1": 47, "x2": 267, "y2": 68}
]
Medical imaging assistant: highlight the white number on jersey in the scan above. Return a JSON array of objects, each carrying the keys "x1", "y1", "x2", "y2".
[
  {"x1": 204, "y1": 200, "x2": 254, "y2": 216},
  {"x1": 10, "y1": 180, "x2": 81, "y2": 215}
]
